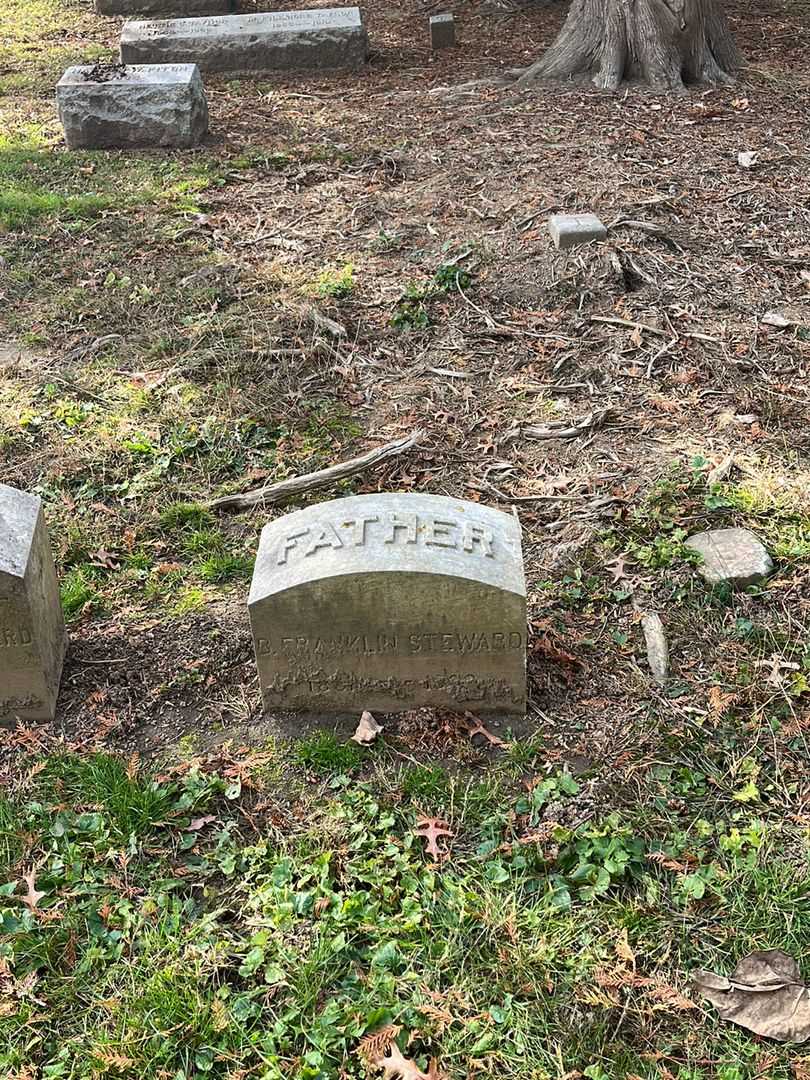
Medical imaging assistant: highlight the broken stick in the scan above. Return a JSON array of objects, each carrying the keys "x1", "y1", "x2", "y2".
[{"x1": 209, "y1": 430, "x2": 423, "y2": 512}]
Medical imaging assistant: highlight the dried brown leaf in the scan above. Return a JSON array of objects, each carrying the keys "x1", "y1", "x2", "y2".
[
  {"x1": 693, "y1": 949, "x2": 810, "y2": 1043},
  {"x1": 20, "y1": 869, "x2": 45, "y2": 912}
]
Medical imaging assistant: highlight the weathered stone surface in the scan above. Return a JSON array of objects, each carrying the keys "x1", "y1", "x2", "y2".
[
  {"x1": 430, "y1": 13, "x2": 455, "y2": 49},
  {"x1": 686, "y1": 527, "x2": 774, "y2": 588},
  {"x1": 248, "y1": 493, "x2": 527, "y2": 715},
  {"x1": 57, "y1": 64, "x2": 208, "y2": 150},
  {"x1": 120, "y1": 8, "x2": 368, "y2": 72},
  {"x1": 548, "y1": 213, "x2": 607, "y2": 250},
  {"x1": 97, "y1": 0, "x2": 232, "y2": 16},
  {"x1": 641, "y1": 612, "x2": 669, "y2": 686},
  {"x1": 0, "y1": 484, "x2": 66, "y2": 723}
]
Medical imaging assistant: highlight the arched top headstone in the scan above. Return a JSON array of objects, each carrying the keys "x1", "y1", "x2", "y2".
[{"x1": 248, "y1": 493, "x2": 526, "y2": 715}]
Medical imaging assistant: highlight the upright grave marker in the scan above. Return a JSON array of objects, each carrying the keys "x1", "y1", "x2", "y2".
[
  {"x1": 430, "y1": 13, "x2": 456, "y2": 49},
  {"x1": 57, "y1": 64, "x2": 209, "y2": 149},
  {"x1": 249, "y1": 493, "x2": 527, "y2": 715},
  {"x1": 120, "y1": 8, "x2": 368, "y2": 72},
  {"x1": 0, "y1": 484, "x2": 66, "y2": 723}
]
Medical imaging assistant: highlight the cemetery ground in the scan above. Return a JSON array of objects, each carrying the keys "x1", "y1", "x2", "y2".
[{"x1": 1, "y1": 0, "x2": 810, "y2": 1077}]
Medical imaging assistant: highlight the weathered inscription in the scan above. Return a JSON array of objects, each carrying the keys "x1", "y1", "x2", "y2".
[
  {"x1": 0, "y1": 625, "x2": 34, "y2": 648},
  {"x1": 120, "y1": 8, "x2": 368, "y2": 73},
  {"x1": 276, "y1": 512, "x2": 501, "y2": 565},
  {"x1": 249, "y1": 493, "x2": 527, "y2": 716}
]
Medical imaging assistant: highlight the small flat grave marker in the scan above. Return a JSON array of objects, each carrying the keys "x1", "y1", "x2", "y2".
[
  {"x1": 120, "y1": 8, "x2": 368, "y2": 72},
  {"x1": 0, "y1": 484, "x2": 66, "y2": 723},
  {"x1": 430, "y1": 13, "x2": 456, "y2": 49},
  {"x1": 548, "y1": 212, "x2": 607, "y2": 250},
  {"x1": 57, "y1": 64, "x2": 208, "y2": 149},
  {"x1": 249, "y1": 493, "x2": 527, "y2": 715}
]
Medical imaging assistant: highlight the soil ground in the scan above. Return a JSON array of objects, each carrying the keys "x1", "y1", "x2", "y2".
[{"x1": 0, "y1": 1, "x2": 809, "y2": 1077}]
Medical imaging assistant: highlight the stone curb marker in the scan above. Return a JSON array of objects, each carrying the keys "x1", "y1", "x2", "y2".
[
  {"x1": 120, "y1": 8, "x2": 368, "y2": 72},
  {"x1": 548, "y1": 213, "x2": 607, "y2": 250},
  {"x1": 249, "y1": 493, "x2": 527, "y2": 714},
  {"x1": 57, "y1": 64, "x2": 209, "y2": 150},
  {"x1": 0, "y1": 483, "x2": 66, "y2": 723}
]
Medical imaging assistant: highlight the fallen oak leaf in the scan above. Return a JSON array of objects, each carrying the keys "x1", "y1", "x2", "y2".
[
  {"x1": 20, "y1": 869, "x2": 45, "y2": 912},
  {"x1": 376, "y1": 1042, "x2": 431, "y2": 1080},
  {"x1": 415, "y1": 816, "x2": 454, "y2": 860},
  {"x1": 693, "y1": 949, "x2": 810, "y2": 1043},
  {"x1": 464, "y1": 712, "x2": 505, "y2": 747},
  {"x1": 352, "y1": 710, "x2": 383, "y2": 745},
  {"x1": 186, "y1": 815, "x2": 218, "y2": 832}
]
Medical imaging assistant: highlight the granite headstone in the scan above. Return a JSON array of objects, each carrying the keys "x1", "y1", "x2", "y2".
[
  {"x1": 120, "y1": 8, "x2": 368, "y2": 72},
  {"x1": 0, "y1": 484, "x2": 66, "y2": 723},
  {"x1": 57, "y1": 64, "x2": 209, "y2": 150},
  {"x1": 248, "y1": 493, "x2": 527, "y2": 715}
]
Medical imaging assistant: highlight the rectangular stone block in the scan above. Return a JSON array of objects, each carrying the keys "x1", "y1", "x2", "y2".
[
  {"x1": 248, "y1": 493, "x2": 527, "y2": 716},
  {"x1": 0, "y1": 484, "x2": 66, "y2": 723},
  {"x1": 430, "y1": 13, "x2": 455, "y2": 49},
  {"x1": 548, "y1": 213, "x2": 607, "y2": 250},
  {"x1": 97, "y1": 0, "x2": 232, "y2": 16},
  {"x1": 120, "y1": 8, "x2": 368, "y2": 73},
  {"x1": 57, "y1": 64, "x2": 209, "y2": 150}
]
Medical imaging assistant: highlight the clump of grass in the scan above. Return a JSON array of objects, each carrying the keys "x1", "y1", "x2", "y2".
[
  {"x1": 197, "y1": 553, "x2": 253, "y2": 583},
  {"x1": 295, "y1": 731, "x2": 363, "y2": 774},
  {"x1": 315, "y1": 261, "x2": 356, "y2": 300},
  {"x1": 60, "y1": 567, "x2": 102, "y2": 619}
]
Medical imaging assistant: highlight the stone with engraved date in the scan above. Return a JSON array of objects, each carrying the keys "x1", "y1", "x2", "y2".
[
  {"x1": 249, "y1": 493, "x2": 527, "y2": 715},
  {"x1": 0, "y1": 483, "x2": 66, "y2": 723},
  {"x1": 120, "y1": 8, "x2": 368, "y2": 72}
]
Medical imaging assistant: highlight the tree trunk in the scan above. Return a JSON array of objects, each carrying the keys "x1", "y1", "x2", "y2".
[{"x1": 518, "y1": 0, "x2": 739, "y2": 91}]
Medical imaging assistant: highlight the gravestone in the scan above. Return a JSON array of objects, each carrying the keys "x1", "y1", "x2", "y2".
[
  {"x1": 120, "y1": 8, "x2": 368, "y2": 72},
  {"x1": 249, "y1": 493, "x2": 526, "y2": 715},
  {"x1": 430, "y1": 13, "x2": 456, "y2": 49},
  {"x1": 548, "y1": 213, "x2": 607, "y2": 250},
  {"x1": 0, "y1": 484, "x2": 66, "y2": 723},
  {"x1": 97, "y1": 0, "x2": 233, "y2": 15},
  {"x1": 57, "y1": 64, "x2": 209, "y2": 149}
]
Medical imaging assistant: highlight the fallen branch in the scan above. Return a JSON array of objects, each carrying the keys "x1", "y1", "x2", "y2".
[
  {"x1": 518, "y1": 407, "x2": 616, "y2": 441},
  {"x1": 590, "y1": 315, "x2": 669, "y2": 338},
  {"x1": 208, "y1": 430, "x2": 423, "y2": 512}
]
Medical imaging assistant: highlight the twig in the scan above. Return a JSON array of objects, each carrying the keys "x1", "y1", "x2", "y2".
[
  {"x1": 208, "y1": 430, "x2": 423, "y2": 512},
  {"x1": 517, "y1": 407, "x2": 616, "y2": 441},
  {"x1": 590, "y1": 316, "x2": 669, "y2": 338}
]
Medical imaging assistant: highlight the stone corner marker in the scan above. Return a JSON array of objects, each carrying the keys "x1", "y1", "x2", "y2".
[
  {"x1": 0, "y1": 484, "x2": 66, "y2": 723},
  {"x1": 248, "y1": 493, "x2": 527, "y2": 715},
  {"x1": 57, "y1": 64, "x2": 208, "y2": 150},
  {"x1": 120, "y1": 8, "x2": 368, "y2": 73},
  {"x1": 430, "y1": 13, "x2": 456, "y2": 49},
  {"x1": 548, "y1": 213, "x2": 607, "y2": 250},
  {"x1": 686, "y1": 527, "x2": 774, "y2": 588}
]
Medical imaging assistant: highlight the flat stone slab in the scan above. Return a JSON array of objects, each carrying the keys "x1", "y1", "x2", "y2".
[
  {"x1": 0, "y1": 484, "x2": 66, "y2": 723},
  {"x1": 57, "y1": 64, "x2": 208, "y2": 150},
  {"x1": 120, "y1": 8, "x2": 368, "y2": 72},
  {"x1": 249, "y1": 493, "x2": 527, "y2": 716},
  {"x1": 686, "y1": 527, "x2": 774, "y2": 588},
  {"x1": 430, "y1": 13, "x2": 455, "y2": 48},
  {"x1": 97, "y1": 0, "x2": 232, "y2": 15},
  {"x1": 548, "y1": 213, "x2": 608, "y2": 250}
]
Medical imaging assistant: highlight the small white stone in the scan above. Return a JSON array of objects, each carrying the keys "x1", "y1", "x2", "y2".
[
  {"x1": 641, "y1": 612, "x2": 669, "y2": 686},
  {"x1": 686, "y1": 528, "x2": 774, "y2": 589},
  {"x1": 548, "y1": 213, "x2": 607, "y2": 250}
]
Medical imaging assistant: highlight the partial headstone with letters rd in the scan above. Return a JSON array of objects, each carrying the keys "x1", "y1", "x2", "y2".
[
  {"x1": 249, "y1": 493, "x2": 526, "y2": 715},
  {"x1": 0, "y1": 484, "x2": 66, "y2": 723}
]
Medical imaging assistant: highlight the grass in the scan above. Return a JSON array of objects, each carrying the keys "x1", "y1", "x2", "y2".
[{"x1": 1, "y1": 743, "x2": 808, "y2": 1079}]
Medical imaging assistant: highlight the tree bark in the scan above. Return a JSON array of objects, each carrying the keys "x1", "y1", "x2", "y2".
[{"x1": 518, "y1": 0, "x2": 739, "y2": 91}]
